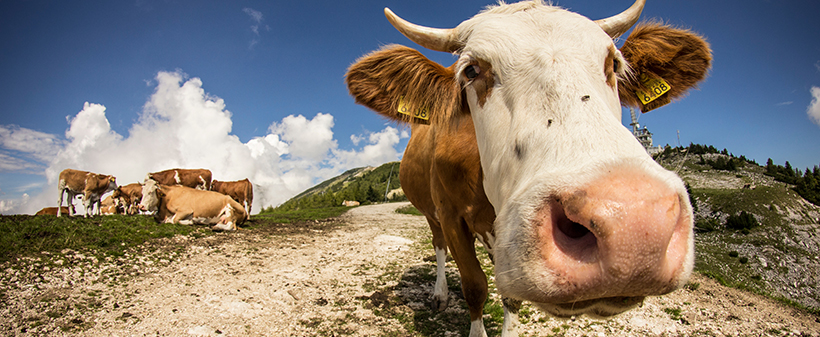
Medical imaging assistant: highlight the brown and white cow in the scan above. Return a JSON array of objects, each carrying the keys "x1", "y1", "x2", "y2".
[
  {"x1": 100, "y1": 195, "x2": 123, "y2": 215},
  {"x1": 146, "y1": 168, "x2": 212, "y2": 190},
  {"x1": 112, "y1": 183, "x2": 144, "y2": 215},
  {"x1": 35, "y1": 206, "x2": 72, "y2": 216},
  {"x1": 57, "y1": 168, "x2": 118, "y2": 217},
  {"x1": 210, "y1": 179, "x2": 253, "y2": 216},
  {"x1": 139, "y1": 178, "x2": 246, "y2": 231},
  {"x1": 346, "y1": 0, "x2": 711, "y2": 335}
]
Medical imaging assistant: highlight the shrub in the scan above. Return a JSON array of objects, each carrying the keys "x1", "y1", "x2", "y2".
[
  {"x1": 725, "y1": 211, "x2": 759, "y2": 231},
  {"x1": 695, "y1": 218, "x2": 718, "y2": 233},
  {"x1": 728, "y1": 251, "x2": 739, "y2": 258}
]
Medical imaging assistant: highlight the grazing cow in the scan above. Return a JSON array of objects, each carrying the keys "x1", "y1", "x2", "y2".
[
  {"x1": 139, "y1": 178, "x2": 247, "y2": 231},
  {"x1": 346, "y1": 0, "x2": 711, "y2": 335},
  {"x1": 35, "y1": 206, "x2": 72, "y2": 216},
  {"x1": 112, "y1": 183, "x2": 144, "y2": 215},
  {"x1": 146, "y1": 168, "x2": 212, "y2": 190},
  {"x1": 57, "y1": 169, "x2": 118, "y2": 217},
  {"x1": 210, "y1": 179, "x2": 254, "y2": 216}
]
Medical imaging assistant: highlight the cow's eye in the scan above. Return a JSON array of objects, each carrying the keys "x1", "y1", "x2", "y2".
[
  {"x1": 464, "y1": 64, "x2": 480, "y2": 79},
  {"x1": 613, "y1": 58, "x2": 621, "y2": 74}
]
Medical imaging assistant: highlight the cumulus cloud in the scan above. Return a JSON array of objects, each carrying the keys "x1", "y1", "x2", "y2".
[
  {"x1": 2, "y1": 70, "x2": 406, "y2": 214},
  {"x1": 808, "y1": 86, "x2": 820, "y2": 127}
]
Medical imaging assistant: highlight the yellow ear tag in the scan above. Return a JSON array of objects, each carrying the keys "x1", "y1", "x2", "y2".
[
  {"x1": 635, "y1": 73, "x2": 671, "y2": 104},
  {"x1": 397, "y1": 96, "x2": 430, "y2": 120}
]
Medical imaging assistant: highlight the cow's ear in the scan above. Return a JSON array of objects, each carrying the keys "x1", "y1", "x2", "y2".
[
  {"x1": 346, "y1": 44, "x2": 460, "y2": 125},
  {"x1": 618, "y1": 21, "x2": 712, "y2": 112}
]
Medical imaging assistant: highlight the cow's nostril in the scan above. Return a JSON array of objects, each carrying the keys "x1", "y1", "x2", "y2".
[{"x1": 557, "y1": 216, "x2": 590, "y2": 239}]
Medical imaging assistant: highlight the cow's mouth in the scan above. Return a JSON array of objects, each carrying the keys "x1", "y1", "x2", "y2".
[{"x1": 536, "y1": 296, "x2": 645, "y2": 318}]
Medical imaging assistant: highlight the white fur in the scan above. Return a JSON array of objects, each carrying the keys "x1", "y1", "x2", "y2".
[{"x1": 450, "y1": 0, "x2": 693, "y2": 318}]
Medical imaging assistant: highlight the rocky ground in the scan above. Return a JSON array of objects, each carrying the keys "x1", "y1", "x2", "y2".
[{"x1": 1, "y1": 202, "x2": 819, "y2": 336}]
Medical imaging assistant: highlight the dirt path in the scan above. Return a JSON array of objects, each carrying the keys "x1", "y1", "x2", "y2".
[{"x1": 2, "y1": 202, "x2": 819, "y2": 336}]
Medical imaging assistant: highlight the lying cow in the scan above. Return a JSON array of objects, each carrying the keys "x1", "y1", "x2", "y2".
[
  {"x1": 57, "y1": 168, "x2": 118, "y2": 217},
  {"x1": 100, "y1": 195, "x2": 123, "y2": 215},
  {"x1": 112, "y1": 182, "x2": 144, "y2": 215},
  {"x1": 139, "y1": 178, "x2": 246, "y2": 231},
  {"x1": 211, "y1": 179, "x2": 253, "y2": 215},
  {"x1": 146, "y1": 168, "x2": 212, "y2": 190},
  {"x1": 346, "y1": 0, "x2": 710, "y2": 335},
  {"x1": 35, "y1": 206, "x2": 72, "y2": 216}
]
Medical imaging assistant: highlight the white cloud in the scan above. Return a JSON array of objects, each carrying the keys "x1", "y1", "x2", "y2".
[
  {"x1": 0, "y1": 124, "x2": 65, "y2": 163},
  {"x1": 2, "y1": 70, "x2": 405, "y2": 215},
  {"x1": 808, "y1": 86, "x2": 820, "y2": 127}
]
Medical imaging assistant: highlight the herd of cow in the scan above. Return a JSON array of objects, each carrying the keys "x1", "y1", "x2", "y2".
[
  {"x1": 28, "y1": 0, "x2": 712, "y2": 335},
  {"x1": 37, "y1": 168, "x2": 253, "y2": 231}
]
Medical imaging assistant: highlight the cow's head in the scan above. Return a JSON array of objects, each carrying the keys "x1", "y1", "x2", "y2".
[
  {"x1": 346, "y1": 0, "x2": 711, "y2": 317},
  {"x1": 139, "y1": 178, "x2": 162, "y2": 213}
]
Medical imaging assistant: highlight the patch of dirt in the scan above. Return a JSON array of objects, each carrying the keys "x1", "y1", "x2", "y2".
[{"x1": 1, "y1": 202, "x2": 818, "y2": 336}]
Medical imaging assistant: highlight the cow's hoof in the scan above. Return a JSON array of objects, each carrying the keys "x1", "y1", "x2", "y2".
[{"x1": 431, "y1": 295, "x2": 449, "y2": 311}]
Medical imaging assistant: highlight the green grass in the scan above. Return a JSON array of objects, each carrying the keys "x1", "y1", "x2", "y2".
[
  {"x1": 395, "y1": 205, "x2": 423, "y2": 216},
  {"x1": 0, "y1": 214, "x2": 201, "y2": 263},
  {"x1": 0, "y1": 207, "x2": 353, "y2": 264},
  {"x1": 255, "y1": 206, "x2": 350, "y2": 224}
]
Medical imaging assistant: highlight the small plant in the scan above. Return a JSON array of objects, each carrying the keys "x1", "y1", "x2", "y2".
[
  {"x1": 739, "y1": 257, "x2": 749, "y2": 264},
  {"x1": 395, "y1": 205, "x2": 423, "y2": 216},
  {"x1": 695, "y1": 218, "x2": 719, "y2": 233},
  {"x1": 728, "y1": 251, "x2": 739, "y2": 258}
]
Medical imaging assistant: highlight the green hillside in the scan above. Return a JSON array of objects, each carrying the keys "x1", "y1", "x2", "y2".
[
  {"x1": 655, "y1": 145, "x2": 820, "y2": 313},
  {"x1": 264, "y1": 161, "x2": 405, "y2": 212}
]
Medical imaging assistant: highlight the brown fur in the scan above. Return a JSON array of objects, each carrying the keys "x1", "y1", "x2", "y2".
[
  {"x1": 150, "y1": 184, "x2": 247, "y2": 229},
  {"x1": 57, "y1": 168, "x2": 117, "y2": 217},
  {"x1": 211, "y1": 179, "x2": 254, "y2": 216},
  {"x1": 112, "y1": 183, "x2": 143, "y2": 215},
  {"x1": 618, "y1": 21, "x2": 712, "y2": 112},
  {"x1": 35, "y1": 206, "x2": 71, "y2": 216},
  {"x1": 147, "y1": 168, "x2": 212, "y2": 190},
  {"x1": 346, "y1": 45, "x2": 461, "y2": 126}
]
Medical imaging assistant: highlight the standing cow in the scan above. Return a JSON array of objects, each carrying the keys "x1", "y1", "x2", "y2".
[
  {"x1": 112, "y1": 183, "x2": 144, "y2": 215},
  {"x1": 140, "y1": 179, "x2": 247, "y2": 231},
  {"x1": 210, "y1": 179, "x2": 253, "y2": 216},
  {"x1": 57, "y1": 169, "x2": 118, "y2": 217},
  {"x1": 346, "y1": 0, "x2": 710, "y2": 335},
  {"x1": 145, "y1": 168, "x2": 212, "y2": 190}
]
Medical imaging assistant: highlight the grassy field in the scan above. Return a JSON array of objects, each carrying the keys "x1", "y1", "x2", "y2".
[{"x1": 0, "y1": 206, "x2": 354, "y2": 265}]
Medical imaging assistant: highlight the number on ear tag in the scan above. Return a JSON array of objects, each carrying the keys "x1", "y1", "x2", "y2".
[
  {"x1": 397, "y1": 96, "x2": 430, "y2": 120},
  {"x1": 635, "y1": 73, "x2": 671, "y2": 104}
]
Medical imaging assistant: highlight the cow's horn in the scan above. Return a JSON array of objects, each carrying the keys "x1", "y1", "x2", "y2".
[
  {"x1": 595, "y1": 0, "x2": 645, "y2": 38},
  {"x1": 384, "y1": 8, "x2": 461, "y2": 53}
]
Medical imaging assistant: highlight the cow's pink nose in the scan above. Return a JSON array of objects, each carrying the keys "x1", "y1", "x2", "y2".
[{"x1": 536, "y1": 169, "x2": 692, "y2": 302}]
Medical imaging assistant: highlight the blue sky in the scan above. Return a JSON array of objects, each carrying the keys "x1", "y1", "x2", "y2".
[{"x1": 1, "y1": 0, "x2": 819, "y2": 214}]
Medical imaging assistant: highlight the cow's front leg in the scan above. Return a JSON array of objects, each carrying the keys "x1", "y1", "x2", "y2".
[
  {"x1": 501, "y1": 297, "x2": 522, "y2": 336},
  {"x1": 170, "y1": 210, "x2": 194, "y2": 225},
  {"x1": 82, "y1": 195, "x2": 94, "y2": 218},
  {"x1": 442, "y1": 214, "x2": 488, "y2": 337},
  {"x1": 426, "y1": 216, "x2": 449, "y2": 311}
]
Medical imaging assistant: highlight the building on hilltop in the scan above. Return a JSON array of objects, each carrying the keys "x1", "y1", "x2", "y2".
[{"x1": 630, "y1": 108, "x2": 662, "y2": 155}]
